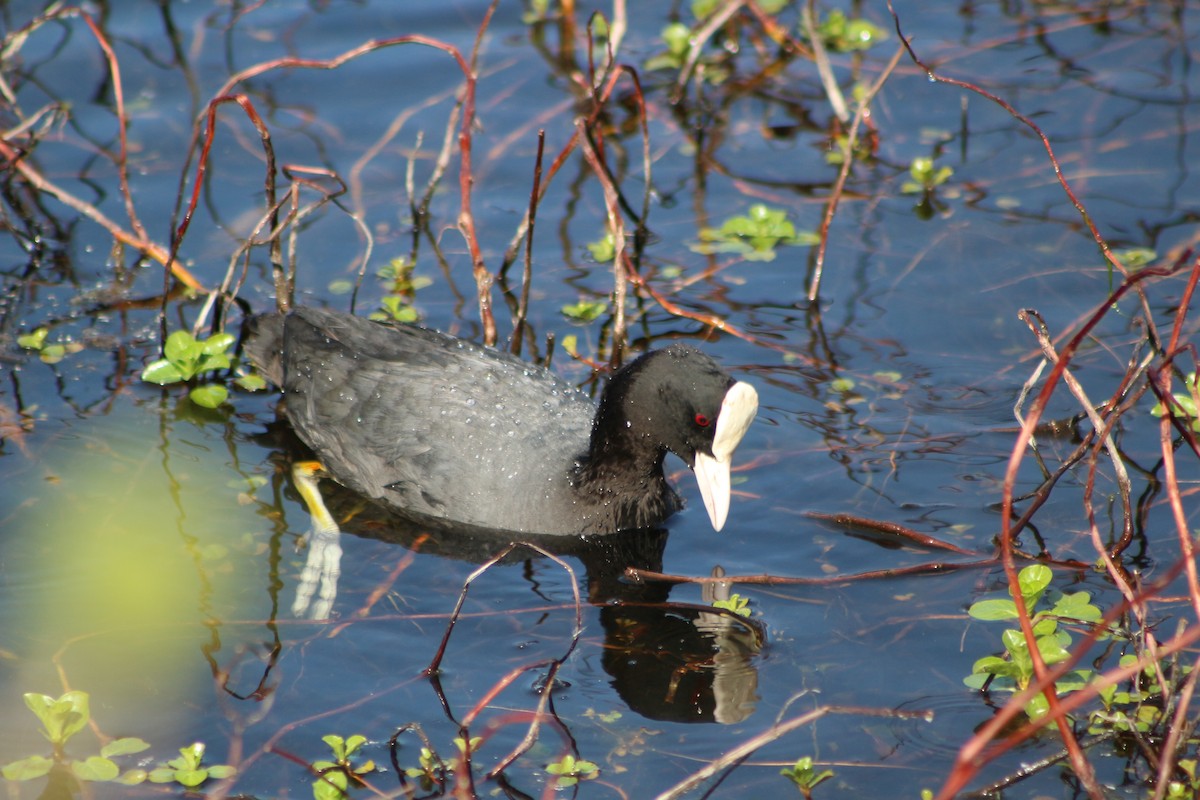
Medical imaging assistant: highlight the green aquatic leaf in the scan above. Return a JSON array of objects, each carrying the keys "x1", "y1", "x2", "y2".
[
  {"x1": 189, "y1": 384, "x2": 229, "y2": 409},
  {"x1": 71, "y1": 756, "x2": 119, "y2": 782},
  {"x1": 115, "y1": 769, "x2": 148, "y2": 785},
  {"x1": 148, "y1": 766, "x2": 176, "y2": 783},
  {"x1": 1024, "y1": 692, "x2": 1050, "y2": 719},
  {"x1": 163, "y1": 330, "x2": 199, "y2": 366},
  {"x1": 39, "y1": 344, "x2": 67, "y2": 364},
  {"x1": 969, "y1": 655, "x2": 1020, "y2": 681},
  {"x1": 141, "y1": 358, "x2": 185, "y2": 385},
  {"x1": 712, "y1": 593, "x2": 751, "y2": 617},
  {"x1": 967, "y1": 598, "x2": 1018, "y2": 621},
  {"x1": 313, "y1": 768, "x2": 349, "y2": 800},
  {"x1": 561, "y1": 300, "x2": 607, "y2": 323},
  {"x1": 813, "y1": 9, "x2": 887, "y2": 52},
  {"x1": 235, "y1": 372, "x2": 268, "y2": 392},
  {"x1": 1016, "y1": 564, "x2": 1052, "y2": 603},
  {"x1": 695, "y1": 204, "x2": 815, "y2": 261},
  {"x1": 1113, "y1": 247, "x2": 1156, "y2": 269},
  {"x1": 201, "y1": 332, "x2": 236, "y2": 356},
  {"x1": 1031, "y1": 615, "x2": 1058, "y2": 637},
  {"x1": 1052, "y1": 591, "x2": 1102, "y2": 622},
  {"x1": 174, "y1": 768, "x2": 209, "y2": 787},
  {"x1": 2, "y1": 755, "x2": 55, "y2": 781},
  {"x1": 25, "y1": 690, "x2": 90, "y2": 745},
  {"x1": 586, "y1": 232, "x2": 616, "y2": 263},
  {"x1": 17, "y1": 328, "x2": 49, "y2": 350},
  {"x1": 1037, "y1": 631, "x2": 1072, "y2": 665},
  {"x1": 101, "y1": 737, "x2": 150, "y2": 758}
]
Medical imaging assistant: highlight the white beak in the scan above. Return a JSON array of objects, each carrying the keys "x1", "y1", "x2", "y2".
[{"x1": 693, "y1": 381, "x2": 758, "y2": 531}]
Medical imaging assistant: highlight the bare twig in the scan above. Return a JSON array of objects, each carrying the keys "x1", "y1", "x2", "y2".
[
  {"x1": 807, "y1": 43, "x2": 904, "y2": 302},
  {"x1": 654, "y1": 704, "x2": 932, "y2": 800},
  {"x1": 805, "y1": 511, "x2": 982, "y2": 555},
  {"x1": 511, "y1": 130, "x2": 546, "y2": 355},
  {"x1": 801, "y1": 0, "x2": 848, "y2": 123}
]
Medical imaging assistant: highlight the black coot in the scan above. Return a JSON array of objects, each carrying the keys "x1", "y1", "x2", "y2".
[{"x1": 245, "y1": 307, "x2": 758, "y2": 535}]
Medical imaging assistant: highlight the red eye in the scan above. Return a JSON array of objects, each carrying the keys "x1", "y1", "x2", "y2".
[{"x1": 694, "y1": 413, "x2": 710, "y2": 427}]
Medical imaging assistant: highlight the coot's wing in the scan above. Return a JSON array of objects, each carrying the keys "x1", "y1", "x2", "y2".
[{"x1": 275, "y1": 308, "x2": 596, "y2": 530}]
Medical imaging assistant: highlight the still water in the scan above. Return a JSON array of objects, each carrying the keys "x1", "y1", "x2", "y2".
[{"x1": 1, "y1": 1, "x2": 1198, "y2": 797}]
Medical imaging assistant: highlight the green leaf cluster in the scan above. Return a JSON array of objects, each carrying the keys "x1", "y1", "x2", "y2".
[
  {"x1": 1151, "y1": 372, "x2": 1200, "y2": 432},
  {"x1": 809, "y1": 9, "x2": 887, "y2": 53},
  {"x1": 370, "y1": 294, "x2": 420, "y2": 323},
  {"x1": 780, "y1": 756, "x2": 834, "y2": 798},
  {"x1": 520, "y1": 0, "x2": 551, "y2": 25},
  {"x1": 645, "y1": 0, "x2": 768, "y2": 78},
  {"x1": 545, "y1": 753, "x2": 599, "y2": 787},
  {"x1": 712, "y1": 593, "x2": 752, "y2": 617},
  {"x1": 1112, "y1": 246, "x2": 1157, "y2": 270},
  {"x1": 312, "y1": 734, "x2": 375, "y2": 800},
  {"x1": 147, "y1": 742, "x2": 235, "y2": 788},
  {"x1": 1, "y1": 690, "x2": 179, "y2": 788},
  {"x1": 1166, "y1": 758, "x2": 1200, "y2": 799},
  {"x1": 586, "y1": 231, "x2": 616, "y2": 263},
  {"x1": 694, "y1": 204, "x2": 818, "y2": 262},
  {"x1": 901, "y1": 156, "x2": 953, "y2": 195},
  {"x1": 561, "y1": 299, "x2": 608, "y2": 324},
  {"x1": 1088, "y1": 654, "x2": 1191, "y2": 738},
  {"x1": 693, "y1": 0, "x2": 785, "y2": 18},
  {"x1": 369, "y1": 256, "x2": 430, "y2": 324},
  {"x1": 402, "y1": 735, "x2": 477, "y2": 792},
  {"x1": 964, "y1": 565, "x2": 1102, "y2": 719},
  {"x1": 17, "y1": 327, "x2": 78, "y2": 364},
  {"x1": 403, "y1": 746, "x2": 444, "y2": 791},
  {"x1": 141, "y1": 330, "x2": 240, "y2": 408},
  {"x1": 825, "y1": 130, "x2": 875, "y2": 166},
  {"x1": 645, "y1": 23, "x2": 692, "y2": 72}
]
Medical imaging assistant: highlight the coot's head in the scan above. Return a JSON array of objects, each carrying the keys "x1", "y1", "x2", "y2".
[{"x1": 593, "y1": 345, "x2": 758, "y2": 531}]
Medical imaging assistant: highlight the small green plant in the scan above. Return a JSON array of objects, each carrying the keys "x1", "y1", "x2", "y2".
[
  {"x1": 693, "y1": 0, "x2": 785, "y2": 18},
  {"x1": 1, "y1": 691, "x2": 150, "y2": 784},
  {"x1": 901, "y1": 156, "x2": 953, "y2": 195},
  {"x1": 521, "y1": 0, "x2": 551, "y2": 24},
  {"x1": 1166, "y1": 758, "x2": 1200, "y2": 799},
  {"x1": 1151, "y1": 372, "x2": 1200, "y2": 432},
  {"x1": 545, "y1": 753, "x2": 599, "y2": 787},
  {"x1": 586, "y1": 231, "x2": 616, "y2": 263},
  {"x1": 561, "y1": 299, "x2": 608, "y2": 324},
  {"x1": 369, "y1": 256, "x2": 430, "y2": 324},
  {"x1": 403, "y1": 735, "x2": 478, "y2": 791},
  {"x1": 808, "y1": 9, "x2": 887, "y2": 53},
  {"x1": 17, "y1": 327, "x2": 79, "y2": 364},
  {"x1": 583, "y1": 707, "x2": 623, "y2": 724},
  {"x1": 694, "y1": 204, "x2": 817, "y2": 262},
  {"x1": 1113, "y1": 246, "x2": 1157, "y2": 269},
  {"x1": 1086, "y1": 653, "x2": 1192, "y2": 740},
  {"x1": 780, "y1": 756, "x2": 834, "y2": 798},
  {"x1": 147, "y1": 742, "x2": 235, "y2": 788},
  {"x1": 452, "y1": 736, "x2": 480, "y2": 757},
  {"x1": 373, "y1": 295, "x2": 419, "y2": 323},
  {"x1": 141, "y1": 329, "x2": 239, "y2": 408},
  {"x1": 825, "y1": 126, "x2": 876, "y2": 167},
  {"x1": 644, "y1": 23, "x2": 692, "y2": 72},
  {"x1": 644, "y1": 17, "x2": 732, "y2": 82},
  {"x1": 964, "y1": 564, "x2": 1102, "y2": 719},
  {"x1": 311, "y1": 734, "x2": 376, "y2": 800},
  {"x1": 403, "y1": 746, "x2": 444, "y2": 791},
  {"x1": 712, "y1": 592, "x2": 751, "y2": 617}
]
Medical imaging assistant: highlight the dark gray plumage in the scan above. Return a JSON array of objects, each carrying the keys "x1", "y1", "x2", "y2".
[{"x1": 245, "y1": 307, "x2": 757, "y2": 535}]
